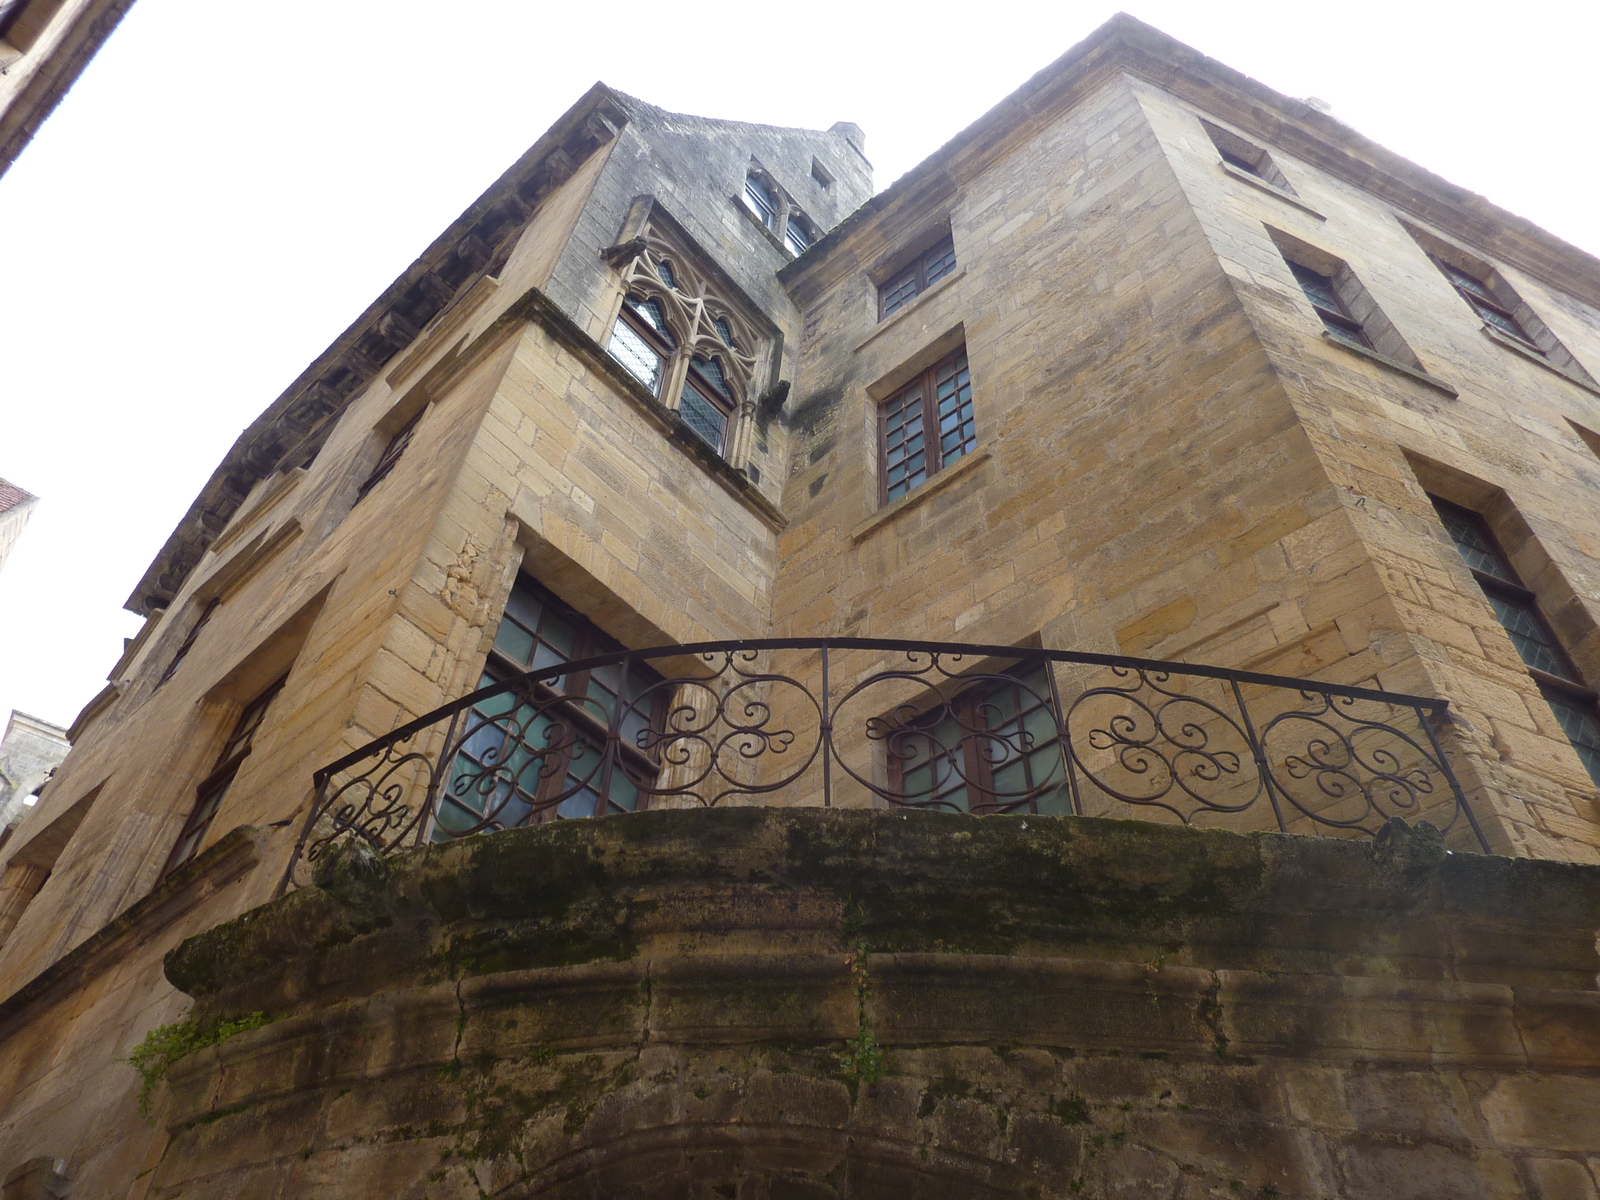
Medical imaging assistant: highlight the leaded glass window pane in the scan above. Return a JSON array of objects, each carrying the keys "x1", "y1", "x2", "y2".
[
  {"x1": 1544, "y1": 690, "x2": 1600, "y2": 788},
  {"x1": 679, "y1": 383, "x2": 728, "y2": 452},
  {"x1": 1436, "y1": 505, "x2": 1516, "y2": 582},
  {"x1": 610, "y1": 318, "x2": 664, "y2": 392}
]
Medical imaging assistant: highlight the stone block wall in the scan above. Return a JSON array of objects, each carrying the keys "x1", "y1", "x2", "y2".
[{"x1": 141, "y1": 809, "x2": 1600, "y2": 1199}]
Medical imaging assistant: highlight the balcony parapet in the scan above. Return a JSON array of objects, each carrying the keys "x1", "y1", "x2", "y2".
[{"x1": 282, "y1": 638, "x2": 1488, "y2": 893}]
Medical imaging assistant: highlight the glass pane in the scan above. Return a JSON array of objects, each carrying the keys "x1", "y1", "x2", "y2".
[
  {"x1": 1436, "y1": 506, "x2": 1516, "y2": 582},
  {"x1": 1288, "y1": 262, "x2": 1341, "y2": 312},
  {"x1": 934, "y1": 354, "x2": 977, "y2": 468},
  {"x1": 679, "y1": 384, "x2": 728, "y2": 452},
  {"x1": 696, "y1": 358, "x2": 731, "y2": 398},
  {"x1": 610, "y1": 318, "x2": 663, "y2": 392},
  {"x1": 714, "y1": 316, "x2": 735, "y2": 347},
  {"x1": 1487, "y1": 594, "x2": 1575, "y2": 680},
  {"x1": 744, "y1": 176, "x2": 777, "y2": 227},
  {"x1": 1544, "y1": 692, "x2": 1600, "y2": 787},
  {"x1": 924, "y1": 239, "x2": 957, "y2": 285},
  {"x1": 492, "y1": 619, "x2": 536, "y2": 667},
  {"x1": 785, "y1": 218, "x2": 811, "y2": 256},
  {"x1": 656, "y1": 259, "x2": 675, "y2": 288}
]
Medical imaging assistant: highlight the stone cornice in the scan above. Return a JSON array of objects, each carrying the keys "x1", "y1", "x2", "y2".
[
  {"x1": 125, "y1": 86, "x2": 630, "y2": 616},
  {"x1": 781, "y1": 15, "x2": 1600, "y2": 313},
  {"x1": 0, "y1": 0, "x2": 138, "y2": 179}
]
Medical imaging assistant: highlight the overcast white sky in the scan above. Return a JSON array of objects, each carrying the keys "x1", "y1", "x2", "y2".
[{"x1": 1, "y1": 0, "x2": 1597, "y2": 733}]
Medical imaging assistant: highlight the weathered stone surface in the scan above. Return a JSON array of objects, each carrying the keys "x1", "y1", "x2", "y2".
[{"x1": 139, "y1": 809, "x2": 1600, "y2": 1197}]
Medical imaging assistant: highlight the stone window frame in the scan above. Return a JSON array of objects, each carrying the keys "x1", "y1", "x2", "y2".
[
  {"x1": 738, "y1": 162, "x2": 819, "y2": 259},
  {"x1": 1199, "y1": 119, "x2": 1298, "y2": 194},
  {"x1": 1402, "y1": 223, "x2": 1599, "y2": 390},
  {"x1": 161, "y1": 677, "x2": 286, "y2": 877},
  {"x1": 603, "y1": 213, "x2": 767, "y2": 467},
  {"x1": 1266, "y1": 227, "x2": 1425, "y2": 370},
  {"x1": 1428, "y1": 495, "x2": 1600, "y2": 788}
]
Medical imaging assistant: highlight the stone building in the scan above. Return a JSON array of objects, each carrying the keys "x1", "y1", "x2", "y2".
[
  {"x1": 0, "y1": 710, "x2": 68, "y2": 844},
  {"x1": 1, "y1": 15, "x2": 1599, "y2": 1199},
  {"x1": 0, "y1": 0, "x2": 134, "y2": 178},
  {"x1": 0, "y1": 479, "x2": 38, "y2": 576}
]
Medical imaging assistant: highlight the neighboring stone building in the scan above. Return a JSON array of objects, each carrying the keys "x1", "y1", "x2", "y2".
[
  {"x1": 0, "y1": 710, "x2": 68, "y2": 842},
  {"x1": 2, "y1": 15, "x2": 1599, "y2": 1198},
  {"x1": 0, "y1": 479, "x2": 38, "y2": 575},
  {"x1": 0, "y1": 0, "x2": 134, "y2": 178}
]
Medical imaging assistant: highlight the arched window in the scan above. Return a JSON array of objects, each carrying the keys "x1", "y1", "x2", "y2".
[
  {"x1": 743, "y1": 171, "x2": 779, "y2": 231},
  {"x1": 784, "y1": 214, "x2": 814, "y2": 257},
  {"x1": 610, "y1": 294, "x2": 676, "y2": 394},
  {"x1": 679, "y1": 356, "x2": 734, "y2": 454}
]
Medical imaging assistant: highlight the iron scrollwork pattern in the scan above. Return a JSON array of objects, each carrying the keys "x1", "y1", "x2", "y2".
[{"x1": 279, "y1": 638, "x2": 1489, "y2": 893}]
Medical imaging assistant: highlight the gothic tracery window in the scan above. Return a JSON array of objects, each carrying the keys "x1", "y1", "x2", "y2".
[{"x1": 605, "y1": 217, "x2": 764, "y2": 463}]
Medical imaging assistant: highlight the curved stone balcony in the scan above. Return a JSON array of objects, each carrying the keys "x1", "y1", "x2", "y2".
[
  {"x1": 156, "y1": 807, "x2": 1600, "y2": 1199},
  {"x1": 284, "y1": 638, "x2": 1489, "y2": 892}
]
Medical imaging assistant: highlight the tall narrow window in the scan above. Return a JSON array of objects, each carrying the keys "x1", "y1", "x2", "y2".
[
  {"x1": 887, "y1": 663, "x2": 1069, "y2": 814},
  {"x1": 439, "y1": 576, "x2": 667, "y2": 833},
  {"x1": 784, "y1": 215, "x2": 814, "y2": 257},
  {"x1": 355, "y1": 409, "x2": 423, "y2": 503},
  {"x1": 608, "y1": 294, "x2": 676, "y2": 395},
  {"x1": 879, "y1": 348, "x2": 977, "y2": 503},
  {"x1": 878, "y1": 236, "x2": 958, "y2": 320},
  {"x1": 1431, "y1": 497, "x2": 1600, "y2": 787},
  {"x1": 679, "y1": 356, "x2": 734, "y2": 453},
  {"x1": 163, "y1": 679, "x2": 285, "y2": 874},
  {"x1": 154, "y1": 598, "x2": 219, "y2": 690},
  {"x1": 1431, "y1": 257, "x2": 1542, "y2": 352},
  {"x1": 743, "y1": 172, "x2": 779, "y2": 231},
  {"x1": 1286, "y1": 260, "x2": 1374, "y2": 349}
]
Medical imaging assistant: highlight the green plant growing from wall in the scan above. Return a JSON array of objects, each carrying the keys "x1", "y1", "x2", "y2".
[
  {"x1": 126, "y1": 1011, "x2": 272, "y2": 1118},
  {"x1": 839, "y1": 940, "x2": 885, "y2": 1088}
]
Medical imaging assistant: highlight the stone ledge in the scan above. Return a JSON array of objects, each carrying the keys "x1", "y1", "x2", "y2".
[
  {"x1": 852, "y1": 449, "x2": 992, "y2": 542},
  {"x1": 1479, "y1": 323, "x2": 1600, "y2": 397},
  {"x1": 852, "y1": 269, "x2": 969, "y2": 356},
  {"x1": 1217, "y1": 160, "x2": 1327, "y2": 220},
  {"x1": 1321, "y1": 330, "x2": 1460, "y2": 397}
]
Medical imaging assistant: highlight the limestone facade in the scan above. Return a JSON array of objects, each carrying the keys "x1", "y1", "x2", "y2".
[
  {"x1": 0, "y1": 0, "x2": 134, "y2": 178},
  {"x1": 1, "y1": 14, "x2": 1599, "y2": 1197}
]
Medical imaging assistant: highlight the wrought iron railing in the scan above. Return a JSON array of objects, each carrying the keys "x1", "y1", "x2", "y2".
[{"x1": 280, "y1": 638, "x2": 1489, "y2": 891}]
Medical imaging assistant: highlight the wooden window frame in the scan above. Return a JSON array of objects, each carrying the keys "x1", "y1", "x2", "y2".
[
  {"x1": 354, "y1": 409, "x2": 423, "y2": 504},
  {"x1": 1286, "y1": 259, "x2": 1374, "y2": 349},
  {"x1": 440, "y1": 577, "x2": 669, "y2": 831},
  {"x1": 162, "y1": 677, "x2": 286, "y2": 875},
  {"x1": 878, "y1": 347, "x2": 977, "y2": 505},
  {"x1": 885, "y1": 663, "x2": 1068, "y2": 814},
  {"x1": 1431, "y1": 496, "x2": 1600, "y2": 786},
  {"x1": 878, "y1": 236, "x2": 958, "y2": 321}
]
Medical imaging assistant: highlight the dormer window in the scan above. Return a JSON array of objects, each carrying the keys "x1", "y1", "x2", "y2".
[
  {"x1": 785, "y1": 215, "x2": 814, "y2": 257},
  {"x1": 743, "y1": 172, "x2": 780, "y2": 230},
  {"x1": 740, "y1": 166, "x2": 817, "y2": 259}
]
